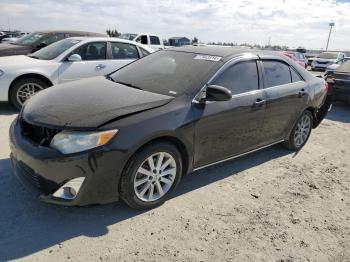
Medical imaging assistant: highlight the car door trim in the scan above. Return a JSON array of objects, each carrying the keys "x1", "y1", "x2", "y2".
[{"x1": 193, "y1": 139, "x2": 284, "y2": 171}]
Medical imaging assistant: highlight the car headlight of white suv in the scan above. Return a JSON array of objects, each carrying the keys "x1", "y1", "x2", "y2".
[{"x1": 0, "y1": 70, "x2": 4, "y2": 77}]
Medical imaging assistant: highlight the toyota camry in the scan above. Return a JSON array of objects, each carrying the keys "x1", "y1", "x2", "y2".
[{"x1": 10, "y1": 46, "x2": 330, "y2": 209}]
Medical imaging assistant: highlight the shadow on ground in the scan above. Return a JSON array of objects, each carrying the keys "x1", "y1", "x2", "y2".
[
  {"x1": 326, "y1": 102, "x2": 350, "y2": 123},
  {"x1": 0, "y1": 145, "x2": 289, "y2": 260},
  {"x1": 0, "y1": 103, "x2": 17, "y2": 116}
]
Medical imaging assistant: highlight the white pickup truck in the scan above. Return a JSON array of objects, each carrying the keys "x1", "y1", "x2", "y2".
[{"x1": 119, "y1": 33, "x2": 164, "y2": 51}]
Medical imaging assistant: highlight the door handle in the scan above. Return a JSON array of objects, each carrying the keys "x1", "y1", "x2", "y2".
[
  {"x1": 298, "y1": 89, "x2": 308, "y2": 98},
  {"x1": 96, "y1": 64, "x2": 106, "y2": 70},
  {"x1": 253, "y1": 98, "x2": 266, "y2": 108}
]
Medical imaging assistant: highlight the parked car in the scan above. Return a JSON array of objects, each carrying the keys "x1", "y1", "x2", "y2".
[
  {"x1": 10, "y1": 47, "x2": 330, "y2": 209},
  {"x1": 325, "y1": 57, "x2": 350, "y2": 74},
  {"x1": 119, "y1": 33, "x2": 164, "y2": 51},
  {"x1": 0, "y1": 31, "x2": 22, "y2": 43},
  {"x1": 282, "y1": 51, "x2": 307, "y2": 68},
  {"x1": 311, "y1": 51, "x2": 346, "y2": 71},
  {"x1": 0, "y1": 30, "x2": 106, "y2": 57},
  {"x1": 0, "y1": 37, "x2": 153, "y2": 109},
  {"x1": 325, "y1": 60, "x2": 350, "y2": 103}
]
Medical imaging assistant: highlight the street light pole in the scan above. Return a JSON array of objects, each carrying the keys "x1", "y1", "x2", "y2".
[{"x1": 326, "y1": 22, "x2": 335, "y2": 51}]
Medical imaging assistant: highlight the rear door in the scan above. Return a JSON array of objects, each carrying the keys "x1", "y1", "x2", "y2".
[
  {"x1": 260, "y1": 59, "x2": 309, "y2": 143},
  {"x1": 103, "y1": 41, "x2": 140, "y2": 72},
  {"x1": 58, "y1": 41, "x2": 108, "y2": 83},
  {"x1": 193, "y1": 58, "x2": 266, "y2": 167}
]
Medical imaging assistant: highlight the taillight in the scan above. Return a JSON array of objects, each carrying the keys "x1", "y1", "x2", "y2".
[
  {"x1": 325, "y1": 75, "x2": 335, "y2": 84},
  {"x1": 324, "y1": 82, "x2": 329, "y2": 93}
]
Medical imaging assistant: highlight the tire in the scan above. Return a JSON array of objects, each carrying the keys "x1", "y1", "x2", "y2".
[
  {"x1": 119, "y1": 142, "x2": 183, "y2": 209},
  {"x1": 283, "y1": 110, "x2": 313, "y2": 151},
  {"x1": 10, "y1": 77, "x2": 49, "y2": 110}
]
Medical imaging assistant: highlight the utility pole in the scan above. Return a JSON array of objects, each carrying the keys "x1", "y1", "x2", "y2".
[{"x1": 326, "y1": 22, "x2": 335, "y2": 51}]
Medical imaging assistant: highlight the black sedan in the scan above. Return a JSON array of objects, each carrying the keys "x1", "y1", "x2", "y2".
[
  {"x1": 325, "y1": 60, "x2": 350, "y2": 103},
  {"x1": 10, "y1": 47, "x2": 329, "y2": 209},
  {"x1": 0, "y1": 30, "x2": 106, "y2": 57}
]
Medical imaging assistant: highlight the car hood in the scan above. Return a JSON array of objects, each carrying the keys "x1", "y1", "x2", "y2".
[
  {"x1": 22, "y1": 76, "x2": 174, "y2": 129},
  {"x1": 315, "y1": 58, "x2": 337, "y2": 63},
  {"x1": 0, "y1": 55, "x2": 44, "y2": 67},
  {"x1": 0, "y1": 43, "x2": 31, "y2": 56}
]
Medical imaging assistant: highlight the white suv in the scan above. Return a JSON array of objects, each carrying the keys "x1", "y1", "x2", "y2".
[
  {"x1": 119, "y1": 33, "x2": 164, "y2": 51},
  {"x1": 311, "y1": 52, "x2": 346, "y2": 71}
]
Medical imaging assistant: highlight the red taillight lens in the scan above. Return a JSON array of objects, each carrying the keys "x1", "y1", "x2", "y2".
[
  {"x1": 325, "y1": 75, "x2": 335, "y2": 84},
  {"x1": 324, "y1": 82, "x2": 329, "y2": 93}
]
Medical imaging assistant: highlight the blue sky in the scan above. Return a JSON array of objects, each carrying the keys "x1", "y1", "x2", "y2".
[{"x1": 1, "y1": 0, "x2": 350, "y2": 49}]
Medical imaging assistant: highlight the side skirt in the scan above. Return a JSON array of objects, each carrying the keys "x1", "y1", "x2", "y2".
[{"x1": 193, "y1": 140, "x2": 285, "y2": 172}]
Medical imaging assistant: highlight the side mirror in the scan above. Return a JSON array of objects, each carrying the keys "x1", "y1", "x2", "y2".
[
  {"x1": 205, "y1": 85, "x2": 232, "y2": 102},
  {"x1": 67, "y1": 54, "x2": 82, "y2": 62}
]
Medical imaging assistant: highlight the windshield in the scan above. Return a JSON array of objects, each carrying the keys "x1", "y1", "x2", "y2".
[
  {"x1": 318, "y1": 52, "x2": 338, "y2": 59},
  {"x1": 14, "y1": 32, "x2": 45, "y2": 46},
  {"x1": 119, "y1": 33, "x2": 138, "y2": 41},
  {"x1": 28, "y1": 38, "x2": 81, "y2": 60},
  {"x1": 336, "y1": 60, "x2": 350, "y2": 73},
  {"x1": 110, "y1": 50, "x2": 222, "y2": 96}
]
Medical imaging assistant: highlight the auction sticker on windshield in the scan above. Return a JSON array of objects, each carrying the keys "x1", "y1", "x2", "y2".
[{"x1": 194, "y1": 55, "x2": 222, "y2": 61}]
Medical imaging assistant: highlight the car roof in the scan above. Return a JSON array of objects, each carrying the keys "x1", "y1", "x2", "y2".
[
  {"x1": 32, "y1": 30, "x2": 106, "y2": 36},
  {"x1": 65, "y1": 37, "x2": 155, "y2": 52},
  {"x1": 165, "y1": 46, "x2": 292, "y2": 61}
]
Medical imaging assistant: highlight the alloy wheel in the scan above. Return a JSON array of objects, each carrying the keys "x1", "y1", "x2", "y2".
[
  {"x1": 16, "y1": 83, "x2": 44, "y2": 106},
  {"x1": 134, "y1": 152, "x2": 177, "y2": 202},
  {"x1": 294, "y1": 114, "x2": 311, "y2": 147}
]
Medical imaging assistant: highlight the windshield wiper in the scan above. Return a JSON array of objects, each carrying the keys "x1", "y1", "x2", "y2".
[{"x1": 114, "y1": 81, "x2": 143, "y2": 90}]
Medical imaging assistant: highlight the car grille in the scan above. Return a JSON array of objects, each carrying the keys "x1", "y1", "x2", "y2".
[
  {"x1": 20, "y1": 119, "x2": 61, "y2": 147},
  {"x1": 317, "y1": 61, "x2": 329, "y2": 64},
  {"x1": 16, "y1": 160, "x2": 41, "y2": 188}
]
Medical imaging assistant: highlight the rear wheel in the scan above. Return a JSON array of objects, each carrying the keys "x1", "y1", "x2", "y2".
[
  {"x1": 283, "y1": 111, "x2": 313, "y2": 150},
  {"x1": 10, "y1": 78, "x2": 48, "y2": 110},
  {"x1": 119, "y1": 142, "x2": 182, "y2": 209}
]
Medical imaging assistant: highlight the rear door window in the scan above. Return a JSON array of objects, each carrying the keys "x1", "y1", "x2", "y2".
[
  {"x1": 262, "y1": 61, "x2": 292, "y2": 87},
  {"x1": 136, "y1": 35, "x2": 148, "y2": 45},
  {"x1": 212, "y1": 60, "x2": 259, "y2": 95},
  {"x1": 290, "y1": 68, "x2": 303, "y2": 82},
  {"x1": 110, "y1": 42, "x2": 139, "y2": 59}
]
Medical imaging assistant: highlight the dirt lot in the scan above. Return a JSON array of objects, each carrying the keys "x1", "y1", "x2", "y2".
[{"x1": 0, "y1": 101, "x2": 349, "y2": 262}]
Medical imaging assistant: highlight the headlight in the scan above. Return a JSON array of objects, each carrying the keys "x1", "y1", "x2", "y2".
[
  {"x1": 50, "y1": 129, "x2": 118, "y2": 154},
  {"x1": 0, "y1": 70, "x2": 4, "y2": 77}
]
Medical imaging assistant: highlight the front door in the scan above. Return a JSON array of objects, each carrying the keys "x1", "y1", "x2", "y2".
[
  {"x1": 193, "y1": 59, "x2": 266, "y2": 168},
  {"x1": 58, "y1": 41, "x2": 109, "y2": 83}
]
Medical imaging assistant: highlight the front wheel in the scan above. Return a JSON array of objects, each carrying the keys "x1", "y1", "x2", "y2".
[
  {"x1": 283, "y1": 111, "x2": 313, "y2": 150},
  {"x1": 10, "y1": 78, "x2": 48, "y2": 110},
  {"x1": 119, "y1": 142, "x2": 183, "y2": 209}
]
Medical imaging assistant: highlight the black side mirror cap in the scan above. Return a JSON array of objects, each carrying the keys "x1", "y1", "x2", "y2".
[{"x1": 205, "y1": 85, "x2": 232, "y2": 102}]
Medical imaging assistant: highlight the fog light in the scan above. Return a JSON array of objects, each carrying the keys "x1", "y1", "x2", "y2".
[{"x1": 53, "y1": 177, "x2": 85, "y2": 200}]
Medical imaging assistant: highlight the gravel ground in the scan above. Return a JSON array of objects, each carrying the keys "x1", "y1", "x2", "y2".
[{"x1": 0, "y1": 100, "x2": 349, "y2": 262}]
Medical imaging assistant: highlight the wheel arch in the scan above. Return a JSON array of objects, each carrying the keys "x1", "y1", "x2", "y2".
[
  {"x1": 304, "y1": 106, "x2": 318, "y2": 128},
  {"x1": 125, "y1": 135, "x2": 191, "y2": 177},
  {"x1": 8, "y1": 73, "x2": 53, "y2": 100}
]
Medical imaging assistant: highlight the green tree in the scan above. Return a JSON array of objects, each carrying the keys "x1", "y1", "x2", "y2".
[
  {"x1": 192, "y1": 37, "x2": 199, "y2": 44},
  {"x1": 106, "y1": 29, "x2": 120, "y2": 37}
]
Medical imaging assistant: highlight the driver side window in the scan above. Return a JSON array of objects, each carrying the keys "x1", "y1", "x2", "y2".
[
  {"x1": 72, "y1": 42, "x2": 107, "y2": 60},
  {"x1": 136, "y1": 35, "x2": 148, "y2": 45},
  {"x1": 212, "y1": 61, "x2": 259, "y2": 95}
]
